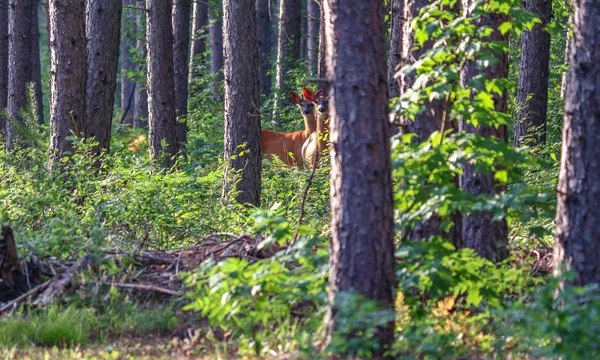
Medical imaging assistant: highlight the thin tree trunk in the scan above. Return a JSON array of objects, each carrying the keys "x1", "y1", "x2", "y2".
[
  {"x1": 85, "y1": 0, "x2": 122, "y2": 154},
  {"x1": 30, "y1": 0, "x2": 44, "y2": 126},
  {"x1": 222, "y1": 0, "x2": 261, "y2": 206},
  {"x1": 48, "y1": 0, "x2": 86, "y2": 164},
  {"x1": 134, "y1": 0, "x2": 148, "y2": 129},
  {"x1": 514, "y1": 0, "x2": 552, "y2": 147},
  {"x1": 146, "y1": 0, "x2": 178, "y2": 166},
  {"x1": 173, "y1": 0, "x2": 191, "y2": 151},
  {"x1": 256, "y1": 0, "x2": 272, "y2": 95},
  {"x1": 209, "y1": 9, "x2": 224, "y2": 93},
  {"x1": 323, "y1": 0, "x2": 395, "y2": 356},
  {"x1": 554, "y1": 0, "x2": 600, "y2": 286},
  {"x1": 560, "y1": 14, "x2": 573, "y2": 101},
  {"x1": 300, "y1": 1, "x2": 306, "y2": 60},
  {"x1": 307, "y1": 0, "x2": 319, "y2": 75},
  {"x1": 317, "y1": 1, "x2": 327, "y2": 95},
  {"x1": 0, "y1": 0, "x2": 8, "y2": 141},
  {"x1": 121, "y1": 0, "x2": 136, "y2": 126},
  {"x1": 189, "y1": 0, "x2": 208, "y2": 83},
  {"x1": 6, "y1": 0, "x2": 33, "y2": 149},
  {"x1": 387, "y1": 0, "x2": 402, "y2": 99}
]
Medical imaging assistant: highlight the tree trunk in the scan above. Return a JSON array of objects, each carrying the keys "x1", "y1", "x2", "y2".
[
  {"x1": 256, "y1": 0, "x2": 272, "y2": 95},
  {"x1": 323, "y1": 0, "x2": 395, "y2": 356},
  {"x1": 514, "y1": 0, "x2": 552, "y2": 147},
  {"x1": 554, "y1": 0, "x2": 600, "y2": 286},
  {"x1": 209, "y1": 10, "x2": 224, "y2": 85},
  {"x1": 560, "y1": 14, "x2": 573, "y2": 102},
  {"x1": 48, "y1": 0, "x2": 86, "y2": 164},
  {"x1": 30, "y1": 0, "x2": 44, "y2": 126},
  {"x1": 307, "y1": 0, "x2": 319, "y2": 75},
  {"x1": 459, "y1": 3, "x2": 509, "y2": 263},
  {"x1": 84, "y1": 0, "x2": 122, "y2": 154},
  {"x1": 133, "y1": 0, "x2": 148, "y2": 129},
  {"x1": 0, "y1": 0, "x2": 8, "y2": 141},
  {"x1": 222, "y1": 0, "x2": 261, "y2": 206},
  {"x1": 189, "y1": 0, "x2": 208, "y2": 83},
  {"x1": 272, "y1": 0, "x2": 301, "y2": 123},
  {"x1": 173, "y1": 0, "x2": 191, "y2": 151},
  {"x1": 6, "y1": 0, "x2": 33, "y2": 149},
  {"x1": 387, "y1": 0, "x2": 402, "y2": 99},
  {"x1": 317, "y1": 1, "x2": 327, "y2": 95},
  {"x1": 121, "y1": 0, "x2": 136, "y2": 126}
]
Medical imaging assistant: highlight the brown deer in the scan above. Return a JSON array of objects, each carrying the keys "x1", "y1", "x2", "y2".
[{"x1": 301, "y1": 89, "x2": 329, "y2": 168}]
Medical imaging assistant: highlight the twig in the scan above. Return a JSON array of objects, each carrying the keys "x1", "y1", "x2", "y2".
[
  {"x1": 120, "y1": 82, "x2": 137, "y2": 125},
  {"x1": 0, "y1": 279, "x2": 52, "y2": 316},
  {"x1": 107, "y1": 282, "x2": 181, "y2": 296},
  {"x1": 294, "y1": 151, "x2": 320, "y2": 242}
]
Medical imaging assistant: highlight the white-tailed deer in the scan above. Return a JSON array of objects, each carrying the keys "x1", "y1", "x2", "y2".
[
  {"x1": 261, "y1": 87, "x2": 317, "y2": 167},
  {"x1": 301, "y1": 89, "x2": 329, "y2": 168}
]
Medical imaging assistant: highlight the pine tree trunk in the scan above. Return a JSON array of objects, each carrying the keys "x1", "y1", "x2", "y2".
[
  {"x1": 84, "y1": 0, "x2": 122, "y2": 154},
  {"x1": 146, "y1": 0, "x2": 178, "y2": 166},
  {"x1": 48, "y1": 0, "x2": 86, "y2": 163},
  {"x1": 30, "y1": 0, "x2": 44, "y2": 126},
  {"x1": 173, "y1": 0, "x2": 191, "y2": 151},
  {"x1": 387, "y1": 0, "x2": 402, "y2": 99},
  {"x1": 307, "y1": 0, "x2": 319, "y2": 75},
  {"x1": 222, "y1": 0, "x2": 261, "y2": 206},
  {"x1": 317, "y1": 1, "x2": 327, "y2": 95},
  {"x1": 6, "y1": 0, "x2": 33, "y2": 149},
  {"x1": 121, "y1": 0, "x2": 136, "y2": 126},
  {"x1": 209, "y1": 10, "x2": 224, "y2": 87},
  {"x1": 555, "y1": 0, "x2": 600, "y2": 286},
  {"x1": 514, "y1": 0, "x2": 552, "y2": 147},
  {"x1": 189, "y1": 0, "x2": 208, "y2": 83},
  {"x1": 323, "y1": 0, "x2": 395, "y2": 355},
  {"x1": 133, "y1": 0, "x2": 148, "y2": 129},
  {"x1": 561, "y1": 14, "x2": 573, "y2": 101},
  {"x1": 256, "y1": 0, "x2": 272, "y2": 95},
  {"x1": 0, "y1": 0, "x2": 8, "y2": 142}
]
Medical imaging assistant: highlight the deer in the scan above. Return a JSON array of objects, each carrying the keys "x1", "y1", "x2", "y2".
[
  {"x1": 261, "y1": 87, "x2": 318, "y2": 167},
  {"x1": 301, "y1": 89, "x2": 329, "y2": 168}
]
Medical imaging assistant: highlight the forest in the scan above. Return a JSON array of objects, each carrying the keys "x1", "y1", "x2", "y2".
[{"x1": 0, "y1": 0, "x2": 598, "y2": 358}]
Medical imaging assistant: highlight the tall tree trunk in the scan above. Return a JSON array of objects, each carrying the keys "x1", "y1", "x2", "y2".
[
  {"x1": 146, "y1": 0, "x2": 178, "y2": 166},
  {"x1": 514, "y1": 0, "x2": 552, "y2": 147},
  {"x1": 323, "y1": 0, "x2": 395, "y2": 356},
  {"x1": 121, "y1": 0, "x2": 136, "y2": 126},
  {"x1": 84, "y1": 0, "x2": 122, "y2": 154},
  {"x1": 560, "y1": 14, "x2": 573, "y2": 101},
  {"x1": 48, "y1": 0, "x2": 86, "y2": 164},
  {"x1": 6, "y1": 0, "x2": 33, "y2": 149},
  {"x1": 307, "y1": 0, "x2": 319, "y2": 75},
  {"x1": 272, "y1": 0, "x2": 301, "y2": 123},
  {"x1": 0, "y1": 0, "x2": 8, "y2": 141},
  {"x1": 134, "y1": 0, "x2": 148, "y2": 129},
  {"x1": 173, "y1": 0, "x2": 191, "y2": 151},
  {"x1": 387, "y1": 0, "x2": 402, "y2": 99},
  {"x1": 30, "y1": 0, "x2": 44, "y2": 126},
  {"x1": 256, "y1": 0, "x2": 272, "y2": 95},
  {"x1": 209, "y1": 9, "x2": 224, "y2": 91},
  {"x1": 300, "y1": 1, "x2": 306, "y2": 60},
  {"x1": 222, "y1": 0, "x2": 261, "y2": 206},
  {"x1": 189, "y1": 0, "x2": 208, "y2": 83},
  {"x1": 317, "y1": 1, "x2": 327, "y2": 95},
  {"x1": 459, "y1": 3, "x2": 509, "y2": 263},
  {"x1": 554, "y1": 0, "x2": 600, "y2": 286}
]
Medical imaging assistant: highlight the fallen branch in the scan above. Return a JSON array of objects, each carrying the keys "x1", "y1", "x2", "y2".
[
  {"x1": 0, "y1": 279, "x2": 52, "y2": 316},
  {"x1": 33, "y1": 255, "x2": 91, "y2": 307},
  {"x1": 106, "y1": 282, "x2": 181, "y2": 296}
]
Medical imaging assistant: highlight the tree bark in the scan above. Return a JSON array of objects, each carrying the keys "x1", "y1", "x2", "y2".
[
  {"x1": 146, "y1": 0, "x2": 178, "y2": 166},
  {"x1": 459, "y1": 2, "x2": 509, "y2": 263},
  {"x1": 209, "y1": 10, "x2": 224, "y2": 85},
  {"x1": 133, "y1": 0, "x2": 148, "y2": 129},
  {"x1": 84, "y1": 0, "x2": 122, "y2": 154},
  {"x1": 6, "y1": 0, "x2": 33, "y2": 149},
  {"x1": 317, "y1": 1, "x2": 328, "y2": 95},
  {"x1": 307, "y1": 0, "x2": 319, "y2": 75},
  {"x1": 30, "y1": 0, "x2": 44, "y2": 126},
  {"x1": 222, "y1": 0, "x2": 261, "y2": 206},
  {"x1": 323, "y1": 0, "x2": 395, "y2": 355},
  {"x1": 0, "y1": 0, "x2": 8, "y2": 141},
  {"x1": 256, "y1": 0, "x2": 272, "y2": 95},
  {"x1": 121, "y1": 0, "x2": 136, "y2": 126},
  {"x1": 189, "y1": 0, "x2": 208, "y2": 83},
  {"x1": 554, "y1": 0, "x2": 600, "y2": 286},
  {"x1": 173, "y1": 0, "x2": 191, "y2": 151},
  {"x1": 48, "y1": 0, "x2": 86, "y2": 164},
  {"x1": 514, "y1": 0, "x2": 552, "y2": 147},
  {"x1": 387, "y1": 0, "x2": 402, "y2": 99},
  {"x1": 561, "y1": 14, "x2": 573, "y2": 102}
]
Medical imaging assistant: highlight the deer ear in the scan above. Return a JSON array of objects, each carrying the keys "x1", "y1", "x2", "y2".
[
  {"x1": 290, "y1": 91, "x2": 300, "y2": 104},
  {"x1": 314, "y1": 89, "x2": 323, "y2": 98},
  {"x1": 303, "y1": 87, "x2": 314, "y2": 102}
]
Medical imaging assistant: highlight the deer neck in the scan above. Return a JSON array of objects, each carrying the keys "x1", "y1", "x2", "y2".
[{"x1": 303, "y1": 111, "x2": 317, "y2": 136}]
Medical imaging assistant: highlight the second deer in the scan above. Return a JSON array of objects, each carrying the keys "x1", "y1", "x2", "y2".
[{"x1": 302, "y1": 89, "x2": 329, "y2": 168}]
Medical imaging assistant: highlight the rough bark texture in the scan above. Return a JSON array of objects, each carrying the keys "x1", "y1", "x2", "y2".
[
  {"x1": 514, "y1": 0, "x2": 552, "y2": 147},
  {"x1": 222, "y1": 0, "x2": 261, "y2": 206},
  {"x1": 84, "y1": 0, "x2": 122, "y2": 154},
  {"x1": 387, "y1": 0, "x2": 402, "y2": 99},
  {"x1": 30, "y1": 0, "x2": 44, "y2": 125},
  {"x1": 459, "y1": 3, "x2": 509, "y2": 263},
  {"x1": 6, "y1": 0, "x2": 33, "y2": 149},
  {"x1": 317, "y1": 1, "x2": 327, "y2": 94},
  {"x1": 146, "y1": 0, "x2": 178, "y2": 166},
  {"x1": 256, "y1": 0, "x2": 271, "y2": 95},
  {"x1": 133, "y1": 0, "x2": 148, "y2": 129},
  {"x1": 555, "y1": 0, "x2": 600, "y2": 286},
  {"x1": 0, "y1": 0, "x2": 8, "y2": 141},
  {"x1": 323, "y1": 0, "x2": 395, "y2": 355},
  {"x1": 173, "y1": 0, "x2": 191, "y2": 150},
  {"x1": 48, "y1": 0, "x2": 86, "y2": 163},
  {"x1": 272, "y1": 0, "x2": 301, "y2": 123},
  {"x1": 209, "y1": 11, "x2": 224, "y2": 84},
  {"x1": 307, "y1": 0, "x2": 319, "y2": 75},
  {"x1": 120, "y1": 0, "x2": 136, "y2": 126},
  {"x1": 189, "y1": 0, "x2": 208, "y2": 83}
]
